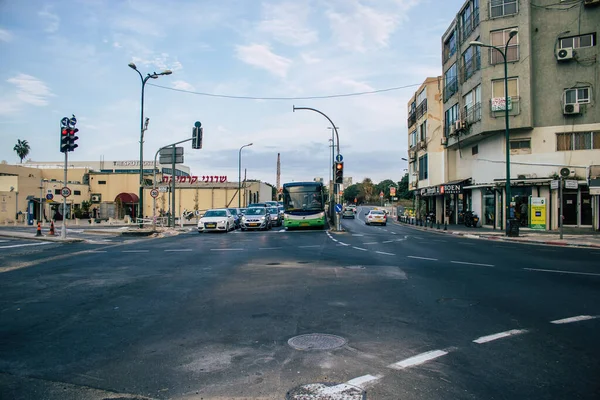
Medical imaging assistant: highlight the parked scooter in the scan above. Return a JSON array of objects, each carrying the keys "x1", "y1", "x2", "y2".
[{"x1": 464, "y1": 211, "x2": 480, "y2": 228}]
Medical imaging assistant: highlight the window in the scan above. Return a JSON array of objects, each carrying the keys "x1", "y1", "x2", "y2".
[
  {"x1": 418, "y1": 154, "x2": 428, "y2": 180},
  {"x1": 419, "y1": 121, "x2": 427, "y2": 141},
  {"x1": 559, "y1": 33, "x2": 596, "y2": 49},
  {"x1": 461, "y1": 4, "x2": 473, "y2": 40},
  {"x1": 410, "y1": 130, "x2": 417, "y2": 147},
  {"x1": 564, "y1": 87, "x2": 590, "y2": 104},
  {"x1": 445, "y1": 103, "x2": 460, "y2": 136},
  {"x1": 417, "y1": 89, "x2": 426, "y2": 105},
  {"x1": 510, "y1": 139, "x2": 531, "y2": 154},
  {"x1": 473, "y1": 0, "x2": 480, "y2": 25},
  {"x1": 463, "y1": 85, "x2": 482, "y2": 123},
  {"x1": 492, "y1": 77, "x2": 518, "y2": 98},
  {"x1": 471, "y1": 145, "x2": 479, "y2": 155},
  {"x1": 443, "y1": 31, "x2": 457, "y2": 62},
  {"x1": 556, "y1": 132, "x2": 600, "y2": 151},
  {"x1": 444, "y1": 63, "x2": 458, "y2": 102},
  {"x1": 74, "y1": 190, "x2": 81, "y2": 195},
  {"x1": 490, "y1": 0, "x2": 517, "y2": 18},
  {"x1": 54, "y1": 189, "x2": 60, "y2": 195},
  {"x1": 490, "y1": 28, "x2": 519, "y2": 64},
  {"x1": 463, "y1": 43, "x2": 481, "y2": 81},
  {"x1": 98, "y1": 180, "x2": 107, "y2": 185}
]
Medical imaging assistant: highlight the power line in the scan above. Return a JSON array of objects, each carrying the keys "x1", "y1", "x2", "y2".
[{"x1": 146, "y1": 82, "x2": 423, "y2": 101}]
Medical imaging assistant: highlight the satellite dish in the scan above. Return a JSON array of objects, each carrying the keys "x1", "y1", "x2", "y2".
[{"x1": 559, "y1": 167, "x2": 570, "y2": 177}]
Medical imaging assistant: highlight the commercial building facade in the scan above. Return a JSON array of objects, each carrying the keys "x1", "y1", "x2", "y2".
[{"x1": 432, "y1": 0, "x2": 600, "y2": 230}]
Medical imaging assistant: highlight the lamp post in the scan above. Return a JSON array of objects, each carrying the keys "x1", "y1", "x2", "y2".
[
  {"x1": 470, "y1": 28, "x2": 518, "y2": 236},
  {"x1": 238, "y1": 143, "x2": 253, "y2": 208},
  {"x1": 128, "y1": 62, "x2": 172, "y2": 227}
]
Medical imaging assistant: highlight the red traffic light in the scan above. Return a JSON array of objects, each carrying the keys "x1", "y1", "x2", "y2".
[{"x1": 62, "y1": 129, "x2": 68, "y2": 135}]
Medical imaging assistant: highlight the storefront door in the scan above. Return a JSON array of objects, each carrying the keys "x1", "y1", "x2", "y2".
[
  {"x1": 562, "y1": 193, "x2": 577, "y2": 225},
  {"x1": 581, "y1": 191, "x2": 592, "y2": 225}
]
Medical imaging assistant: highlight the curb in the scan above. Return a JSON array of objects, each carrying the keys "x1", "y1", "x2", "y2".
[
  {"x1": 392, "y1": 220, "x2": 600, "y2": 249},
  {"x1": 0, "y1": 231, "x2": 84, "y2": 243}
]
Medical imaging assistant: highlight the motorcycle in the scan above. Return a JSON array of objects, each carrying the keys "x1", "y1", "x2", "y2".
[{"x1": 464, "y1": 211, "x2": 480, "y2": 228}]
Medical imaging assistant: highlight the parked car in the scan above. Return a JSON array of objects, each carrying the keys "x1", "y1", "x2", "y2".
[
  {"x1": 342, "y1": 206, "x2": 355, "y2": 219},
  {"x1": 365, "y1": 209, "x2": 387, "y2": 226},
  {"x1": 240, "y1": 207, "x2": 271, "y2": 230},
  {"x1": 197, "y1": 209, "x2": 236, "y2": 233},
  {"x1": 265, "y1": 201, "x2": 278, "y2": 208},
  {"x1": 227, "y1": 208, "x2": 241, "y2": 228},
  {"x1": 267, "y1": 207, "x2": 282, "y2": 226},
  {"x1": 247, "y1": 203, "x2": 268, "y2": 208}
]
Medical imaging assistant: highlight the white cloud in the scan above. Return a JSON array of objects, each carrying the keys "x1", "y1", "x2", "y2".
[
  {"x1": 172, "y1": 80, "x2": 195, "y2": 91},
  {"x1": 38, "y1": 6, "x2": 60, "y2": 33},
  {"x1": 235, "y1": 44, "x2": 292, "y2": 78},
  {"x1": 0, "y1": 28, "x2": 13, "y2": 42},
  {"x1": 113, "y1": 41, "x2": 122, "y2": 48},
  {"x1": 131, "y1": 53, "x2": 183, "y2": 72},
  {"x1": 6, "y1": 74, "x2": 54, "y2": 107},
  {"x1": 301, "y1": 53, "x2": 321, "y2": 64},
  {"x1": 257, "y1": 2, "x2": 318, "y2": 46}
]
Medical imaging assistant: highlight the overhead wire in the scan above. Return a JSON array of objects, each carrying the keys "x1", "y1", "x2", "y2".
[{"x1": 146, "y1": 82, "x2": 423, "y2": 101}]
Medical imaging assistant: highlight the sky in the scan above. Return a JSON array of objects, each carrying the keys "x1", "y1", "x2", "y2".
[{"x1": 0, "y1": 0, "x2": 464, "y2": 186}]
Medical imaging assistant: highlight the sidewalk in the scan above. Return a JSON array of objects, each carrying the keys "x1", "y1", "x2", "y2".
[{"x1": 393, "y1": 219, "x2": 600, "y2": 249}]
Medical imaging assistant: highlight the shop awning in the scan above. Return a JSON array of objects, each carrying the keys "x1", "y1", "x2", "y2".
[{"x1": 115, "y1": 192, "x2": 139, "y2": 204}]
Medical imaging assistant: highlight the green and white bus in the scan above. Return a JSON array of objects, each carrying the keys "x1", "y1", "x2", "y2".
[{"x1": 282, "y1": 182, "x2": 326, "y2": 229}]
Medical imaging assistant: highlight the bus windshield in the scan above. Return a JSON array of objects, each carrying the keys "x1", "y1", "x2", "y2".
[{"x1": 283, "y1": 186, "x2": 324, "y2": 212}]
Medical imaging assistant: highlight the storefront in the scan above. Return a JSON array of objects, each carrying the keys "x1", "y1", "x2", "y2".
[{"x1": 419, "y1": 179, "x2": 471, "y2": 225}]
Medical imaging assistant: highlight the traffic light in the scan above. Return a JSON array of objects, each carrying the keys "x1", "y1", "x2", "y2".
[
  {"x1": 68, "y1": 128, "x2": 79, "y2": 152},
  {"x1": 192, "y1": 126, "x2": 203, "y2": 149},
  {"x1": 335, "y1": 161, "x2": 344, "y2": 184},
  {"x1": 60, "y1": 128, "x2": 70, "y2": 153}
]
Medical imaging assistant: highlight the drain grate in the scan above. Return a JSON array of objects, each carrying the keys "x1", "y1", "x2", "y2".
[
  {"x1": 286, "y1": 382, "x2": 366, "y2": 399},
  {"x1": 288, "y1": 333, "x2": 347, "y2": 351}
]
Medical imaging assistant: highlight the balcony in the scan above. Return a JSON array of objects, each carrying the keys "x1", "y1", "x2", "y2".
[
  {"x1": 407, "y1": 112, "x2": 417, "y2": 128},
  {"x1": 463, "y1": 55, "x2": 481, "y2": 81},
  {"x1": 443, "y1": 77, "x2": 458, "y2": 102},
  {"x1": 416, "y1": 99, "x2": 428, "y2": 120},
  {"x1": 490, "y1": 45, "x2": 519, "y2": 65},
  {"x1": 464, "y1": 102, "x2": 482, "y2": 124},
  {"x1": 461, "y1": 20, "x2": 473, "y2": 43}
]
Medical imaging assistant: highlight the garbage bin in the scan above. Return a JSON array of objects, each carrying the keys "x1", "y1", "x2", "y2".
[{"x1": 507, "y1": 218, "x2": 520, "y2": 237}]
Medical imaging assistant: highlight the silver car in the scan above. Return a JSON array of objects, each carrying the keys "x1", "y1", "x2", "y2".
[
  {"x1": 240, "y1": 207, "x2": 272, "y2": 231},
  {"x1": 267, "y1": 207, "x2": 282, "y2": 227}
]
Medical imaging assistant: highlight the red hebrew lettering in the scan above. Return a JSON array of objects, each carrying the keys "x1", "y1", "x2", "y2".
[
  {"x1": 209, "y1": 176, "x2": 214, "y2": 183},
  {"x1": 162, "y1": 176, "x2": 169, "y2": 183},
  {"x1": 202, "y1": 176, "x2": 208, "y2": 182},
  {"x1": 190, "y1": 176, "x2": 198, "y2": 184},
  {"x1": 219, "y1": 176, "x2": 227, "y2": 183}
]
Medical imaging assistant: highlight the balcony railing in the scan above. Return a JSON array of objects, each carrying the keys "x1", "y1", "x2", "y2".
[
  {"x1": 490, "y1": 96, "x2": 521, "y2": 117},
  {"x1": 461, "y1": 19, "x2": 473, "y2": 43},
  {"x1": 416, "y1": 99, "x2": 428, "y2": 119},
  {"x1": 407, "y1": 112, "x2": 417, "y2": 127},
  {"x1": 443, "y1": 77, "x2": 458, "y2": 102},
  {"x1": 463, "y1": 55, "x2": 481, "y2": 81},
  {"x1": 464, "y1": 102, "x2": 482, "y2": 124}
]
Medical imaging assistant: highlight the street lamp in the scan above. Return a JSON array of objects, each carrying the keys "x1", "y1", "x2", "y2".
[
  {"x1": 470, "y1": 28, "x2": 518, "y2": 236},
  {"x1": 128, "y1": 62, "x2": 172, "y2": 227},
  {"x1": 238, "y1": 143, "x2": 253, "y2": 208}
]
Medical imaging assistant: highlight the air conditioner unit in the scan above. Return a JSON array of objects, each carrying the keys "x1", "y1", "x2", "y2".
[
  {"x1": 563, "y1": 103, "x2": 581, "y2": 115},
  {"x1": 584, "y1": 0, "x2": 600, "y2": 7},
  {"x1": 408, "y1": 150, "x2": 416, "y2": 160},
  {"x1": 91, "y1": 194, "x2": 101, "y2": 202},
  {"x1": 454, "y1": 120, "x2": 463, "y2": 131},
  {"x1": 557, "y1": 47, "x2": 573, "y2": 61},
  {"x1": 441, "y1": 137, "x2": 448, "y2": 145}
]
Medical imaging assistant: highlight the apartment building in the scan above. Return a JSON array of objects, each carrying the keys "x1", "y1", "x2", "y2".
[{"x1": 439, "y1": 0, "x2": 600, "y2": 230}]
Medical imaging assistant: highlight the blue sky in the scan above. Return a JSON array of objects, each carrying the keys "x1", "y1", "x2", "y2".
[{"x1": 0, "y1": 0, "x2": 464, "y2": 185}]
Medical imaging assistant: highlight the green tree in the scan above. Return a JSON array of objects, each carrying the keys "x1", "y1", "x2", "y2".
[
  {"x1": 360, "y1": 178, "x2": 374, "y2": 203},
  {"x1": 398, "y1": 174, "x2": 413, "y2": 200},
  {"x1": 375, "y1": 179, "x2": 396, "y2": 200},
  {"x1": 13, "y1": 139, "x2": 30, "y2": 163},
  {"x1": 343, "y1": 184, "x2": 361, "y2": 203}
]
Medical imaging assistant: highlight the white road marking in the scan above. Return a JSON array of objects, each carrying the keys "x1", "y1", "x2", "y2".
[
  {"x1": 451, "y1": 261, "x2": 495, "y2": 267},
  {"x1": 87, "y1": 250, "x2": 107, "y2": 253},
  {"x1": 391, "y1": 232, "x2": 397, "y2": 235},
  {"x1": 164, "y1": 249, "x2": 193, "y2": 252},
  {"x1": 376, "y1": 251, "x2": 395, "y2": 256},
  {"x1": 389, "y1": 349, "x2": 449, "y2": 370},
  {"x1": 363, "y1": 242, "x2": 378, "y2": 245},
  {"x1": 299, "y1": 245, "x2": 321, "y2": 248},
  {"x1": 345, "y1": 374, "x2": 382, "y2": 388},
  {"x1": 524, "y1": 268, "x2": 600, "y2": 277},
  {"x1": 550, "y1": 315, "x2": 598, "y2": 324},
  {"x1": 279, "y1": 229, "x2": 286, "y2": 232},
  {"x1": 122, "y1": 250, "x2": 149, "y2": 253},
  {"x1": 338, "y1": 242, "x2": 350, "y2": 246},
  {"x1": 352, "y1": 234, "x2": 364, "y2": 237},
  {"x1": 0, "y1": 242, "x2": 51, "y2": 249},
  {"x1": 382, "y1": 240, "x2": 394, "y2": 243},
  {"x1": 210, "y1": 248, "x2": 244, "y2": 251},
  {"x1": 331, "y1": 239, "x2": 339, "y2": 242},
  {"x1": 0, "y1": 240, "x2": 9, "y2": 242},
  {"x1": 412, "y1": 236, "x2": 423, "y2": 239},
  {"x1": 352, "y1": 246, "x2": 368, "y2": 251},
  {"x1": 473, "y1": 329, "x2": 528, "y2": 344},
  {"x1": 259, "y1": 247, "x2": 282, "y2": 250},
  {"x1": 407, "y1": 256, "x2": 438, "y2": 261},
  {"x1": 431, "y1": 239, "x2": 447, "y2": 243}
]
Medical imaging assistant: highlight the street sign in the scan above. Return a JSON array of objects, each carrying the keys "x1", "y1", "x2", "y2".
[
  {"x1": 550, "y1": 180, "x2": 559, "y2": 190},
  {"x1": 390, "y1": 187, "x2": 396, "y2": 196},
  {"x1": 194, "y1": 121, "x2": 202, "y2": 128},
  {"x1": 335, "y1": 154, "x2": 343, "y2": 163},
  {"x1": 379, "y1": 191, "x2": 384, "y2": 198},
  {"x1": 150, "y1": 188, "x2": 159, "y2": 198},
  {"x1": 45, "y1": 193, "x2": 54, "y2": 201},
  {"x1": 159, "y1": 147, "x2": 184, "y2": 156},
  {"x1": 565, "y1": 180, "x2": 578, "y2": 189},
  {"x1": 392, "y1": 197, "x2": 398, "y2": 201},
  {"x1": 334, "y1": 204, "x2": 343, "y2": 213},
  {"x1": 61, "y1": 187, "x2": 71, "y2": 197},
  {"x1": 158, "y1": 186, "x2": 169, "y2": 193},
  {"x1": 159, "y1": 155, "x2": 184, "y2": 164}
]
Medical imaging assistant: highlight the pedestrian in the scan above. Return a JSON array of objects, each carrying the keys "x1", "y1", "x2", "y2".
[{"x1": 520, "y1": 201, "x2": 528, "y2": 226}]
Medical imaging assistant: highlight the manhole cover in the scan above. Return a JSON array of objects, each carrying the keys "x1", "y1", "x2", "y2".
[
  {"x1": 288, "y1": 334, "x2": 347, "y2": 351},
  {"x1": 286, "y1": 382, "x2": 365, "y2": 400}
]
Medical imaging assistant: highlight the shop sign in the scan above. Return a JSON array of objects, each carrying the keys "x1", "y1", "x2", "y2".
[
  {"x1": 529, "y1": 197, "x2": 546, "y2": 230},
  {"x1": 113, "y1": 161, "x2": 154, "y2": 167},
  {"x1": 440, "y1": 183, "x2": 463, "y2": 195},
  {"x1": 564, "y1": 180, "x2": 578, "y2": 189},
  {"x1": 162, "y1": 175, "x2": 228, "y2": 184},
  {"x1": 491, "y1": 97, "x2": 512, "y2": 111}
]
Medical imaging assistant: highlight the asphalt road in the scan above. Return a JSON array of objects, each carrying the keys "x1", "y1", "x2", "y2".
[{"x1": 0, "y1": 207, "x2": 598, "y2": 400}]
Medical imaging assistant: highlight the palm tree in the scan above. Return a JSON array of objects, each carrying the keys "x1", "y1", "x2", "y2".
[{"x1": 13, "y1": 140, "x2": 30, "y2": 163}]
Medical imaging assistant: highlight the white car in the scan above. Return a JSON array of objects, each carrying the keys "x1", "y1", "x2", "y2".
[
  {"x1": 365, "y1": 209, "x2": 387, "y2": 226},
  {"x1": 197, "y1": 209, "x2": 235, "y2": 233}
]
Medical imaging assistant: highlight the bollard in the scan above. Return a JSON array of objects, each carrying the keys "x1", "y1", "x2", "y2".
[
  {"x1": 437, "y1": 221, "x2": 440, "y2": 229},
  {"x1": 49, "y1": 221, "x2": 56, "y2": 236},
  {"x1": 35, "y1": 221, "x2": 42, "y2": 237}
]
